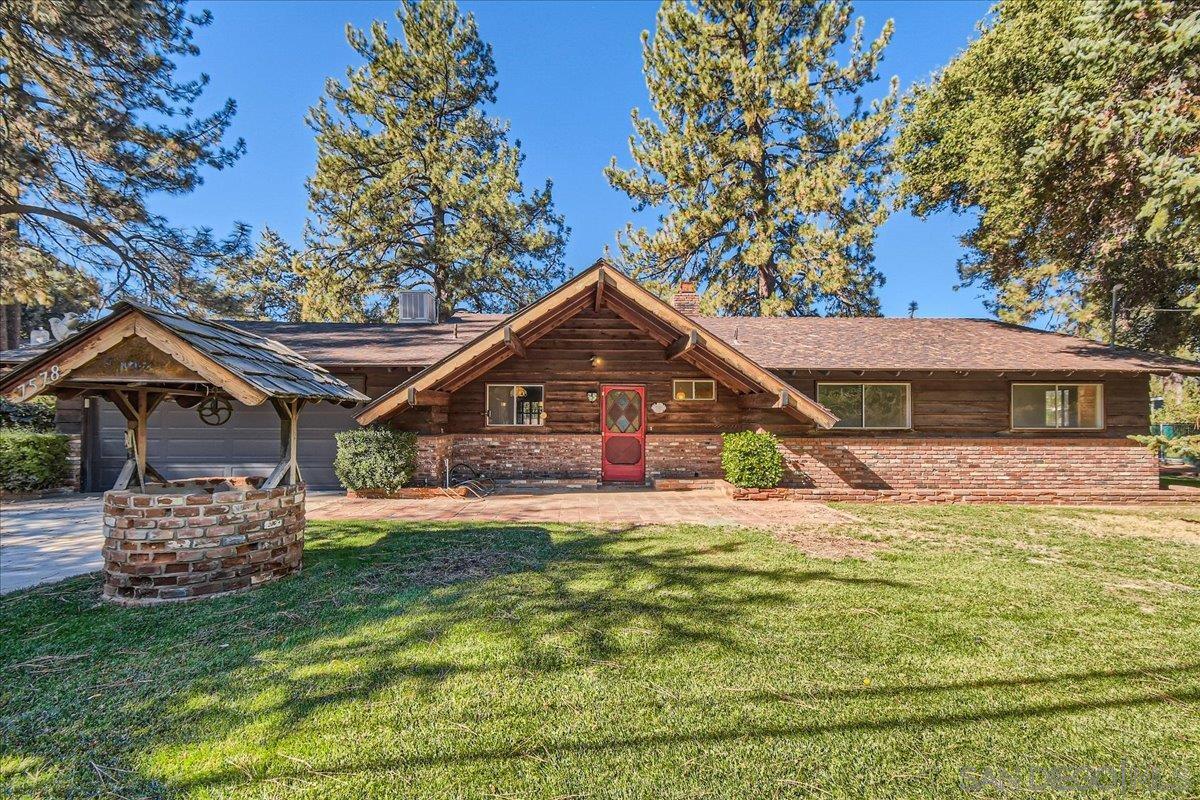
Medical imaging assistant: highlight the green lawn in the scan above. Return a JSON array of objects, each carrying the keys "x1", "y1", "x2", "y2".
[{"x1": 3, "y1": 505, "x2": 1200, "y2": 798}]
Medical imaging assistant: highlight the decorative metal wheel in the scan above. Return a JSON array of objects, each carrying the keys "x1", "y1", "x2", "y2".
[{"x1": 197, "y1": 396, "x2": 233, "y2": 426}]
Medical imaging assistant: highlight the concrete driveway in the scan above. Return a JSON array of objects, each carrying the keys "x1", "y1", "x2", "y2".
[{"x1": 1, "y1": 494, "x2": 105, "y2": 594}]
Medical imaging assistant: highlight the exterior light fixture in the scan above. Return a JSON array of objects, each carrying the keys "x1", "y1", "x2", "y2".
[
  {"x1": 590, "y1": 354, "x2": 603, "y2": 368},
  {"x1": 587, "y1": 390, "x2": 598, "y2": 403}
]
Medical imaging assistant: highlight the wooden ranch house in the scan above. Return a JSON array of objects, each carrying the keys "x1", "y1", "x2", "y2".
[{"x1": 5, "y1": 259, "x2": 1199, "y2": 501}]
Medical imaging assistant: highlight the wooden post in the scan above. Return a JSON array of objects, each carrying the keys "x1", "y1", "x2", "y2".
[
  {"x1": 265, "y1": 398, "x2": 305, "y2": 488},
  {"x1": 109, "y1": 389, "x2": 168, "y2": 490},
  {"x1": 135, "y1": 390, "x2": 148, "y2": 488}
]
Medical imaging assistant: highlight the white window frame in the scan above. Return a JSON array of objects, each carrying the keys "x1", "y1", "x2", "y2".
[
  {"x1": 485, "y1": 383, "x2": 545, "y2": 427},
  {"x1": 1010, "y1": 383, "x2": 1104, "y2": 431},
  {"x1": 816, "y1": 382, "x2": 912, "y2": 430},
  {"x1": 672, "y1": 378, "x2": 716, "y2": 401}
]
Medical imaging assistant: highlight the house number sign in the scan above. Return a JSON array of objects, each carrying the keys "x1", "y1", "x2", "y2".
[{"x1": 13, "y1": 365, "x2": 62, "y2": 400}]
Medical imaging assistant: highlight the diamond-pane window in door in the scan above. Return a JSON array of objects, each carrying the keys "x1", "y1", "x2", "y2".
[{"x1": 605, "y1": 390, "x2": 641, "y2": 433}]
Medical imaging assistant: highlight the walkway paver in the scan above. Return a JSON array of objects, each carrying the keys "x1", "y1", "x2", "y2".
[{"x1": 307, "y1": 486, "x2": 853, "y2": 528}]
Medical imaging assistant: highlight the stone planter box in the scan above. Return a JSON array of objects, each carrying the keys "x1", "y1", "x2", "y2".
[{"x1": 101, "y1": 479, "x2": 305, "y2": 606}]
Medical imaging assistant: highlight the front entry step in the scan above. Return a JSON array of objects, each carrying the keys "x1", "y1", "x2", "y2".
[{"x1": 497, "y1": 478, "x2": 602, "y2": 490}]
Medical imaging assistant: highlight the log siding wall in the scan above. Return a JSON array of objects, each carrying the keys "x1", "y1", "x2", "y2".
[{"x1": 382, "y1": 308, "x2": 1151, "y2": 439}]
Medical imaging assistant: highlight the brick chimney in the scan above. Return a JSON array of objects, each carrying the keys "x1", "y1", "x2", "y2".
[{"x1": 671, "y1": 282, "x2": 700, "y2": 315}]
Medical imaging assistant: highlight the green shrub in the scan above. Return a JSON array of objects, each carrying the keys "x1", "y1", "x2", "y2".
[
  {"x1": 0, "y1": 429, "x2": 70, "y2": 492},
  {"x1": 721, "y1": 430, "x2": 784, "y2": 488},
  {"x1": 1130, "y1": 433, "x2": 1200, "y2": 461},
  {"x1": 333, "y1": 427, "x2": 418, "y2": 491},
  {"x1": 0, "y1": 396, "x2": 56, "y2": 432}
]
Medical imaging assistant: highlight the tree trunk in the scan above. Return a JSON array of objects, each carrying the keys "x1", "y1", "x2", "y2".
[
  {"x1": 749, "y1": 115, "x2": 778, "y2": 315},
  {"x1": 431, "y1": 203, "x2": 448, "y2": 322},
  {"x1": 0, "y1": 304, "x2": 19, "y2": 350}
]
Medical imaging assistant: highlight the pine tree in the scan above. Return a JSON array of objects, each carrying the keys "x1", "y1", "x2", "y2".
[
  {"x1": 606, "y1": 0, "x2": 897, "y2": 316},
  {"x1": 0, "y1": 0, "x2": 249, "y2": 310},
  {"x1": 306, "y1": 0, "x2": 569, "y2": 322},
  {"x1": 216, "y1": 228, "x2": 304, "y2": 321},
  {"x1": 897, "y1": 0, "x2": 1200, "y2": 352}
]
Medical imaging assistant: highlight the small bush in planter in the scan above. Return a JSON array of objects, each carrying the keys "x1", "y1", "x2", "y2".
[
  {"x1": 333, "y1": 427, "x2": 418, "y2": 492},
  {"x1": 721, "y1": 430, "x2": 783, "y2": 488},
  {"x1": 0, "y1": 429, "x2": 70, "y2": 492}
]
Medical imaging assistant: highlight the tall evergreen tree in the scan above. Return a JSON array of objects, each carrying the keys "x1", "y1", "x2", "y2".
[
  {"x1": 897, "y1": 0, "x2": 1200, "y2": 352},
  {"x1": 216, "y1": 228, "x2": 304, "y2": 321},
  {"x1": 0, "y1": 0, "x2": 249, "y2": 311},
  {"x1": 606, "y1": 0, "x2": 897, "y2": 316},
  {"x1": 306, "y1": 0, "x2": 569, "y2": 322}
]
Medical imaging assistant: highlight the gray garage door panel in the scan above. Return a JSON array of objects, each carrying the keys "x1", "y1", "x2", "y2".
[{"x1": 94, "y1": 397, "x2": 359, "y2": 489}]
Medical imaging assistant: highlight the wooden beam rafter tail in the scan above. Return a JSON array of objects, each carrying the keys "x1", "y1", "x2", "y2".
[
  {"x1": 406, "y1": 388, "x2": 450, "y2": 406},
  {"x1": 665, "y1": 330, "x2": 701, "y2": 361},
  {"x1": 503, "y1": 326, "x2": 526, "y2": 357},
  {"x1": 594, "y1": 274, "x2": 606, "y2": 312}
]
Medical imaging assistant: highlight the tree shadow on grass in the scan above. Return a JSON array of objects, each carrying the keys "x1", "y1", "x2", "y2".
[{"x1": 1, "y1": 519, "x2": 909, "y2": 796}]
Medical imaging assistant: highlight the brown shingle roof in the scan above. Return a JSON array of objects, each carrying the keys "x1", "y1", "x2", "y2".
[
  {"x1": 4, "y1": 314, "x2": 1196, "y2": 374},
  {"x1": 226, "y1": 314, "x2": 505, "y2": 366},
  {"x1": 698, "y1": 317, "x2": 1200, "y2": 373}
]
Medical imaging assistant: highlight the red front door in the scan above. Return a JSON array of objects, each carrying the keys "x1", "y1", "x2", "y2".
[{"x1": 601, "y1": 385, "x2": 646, "y2": 482}]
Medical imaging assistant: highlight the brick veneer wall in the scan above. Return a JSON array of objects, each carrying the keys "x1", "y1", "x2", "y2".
[
  {"x1": 102, "y1": 482, "x2": 305, "y2": 605},
  {"x1": 774, "y1": 437, "x2": 1157, "y2": 490},
  {"x1": 412, "y1": 433, "x2": 1158, "y2": 492}
]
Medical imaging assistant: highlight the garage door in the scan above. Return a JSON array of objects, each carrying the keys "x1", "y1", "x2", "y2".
[{"x1": 91, "y1": 396, "x2": 360, "y2": 490}]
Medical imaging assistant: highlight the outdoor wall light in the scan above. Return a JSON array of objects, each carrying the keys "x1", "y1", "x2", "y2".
[
  {"x1": 590, "y1": 354, "x2": 603, "y2": 368},
  {"x1": 587, "y1": 390, "x2": 598, "y2": 403}
]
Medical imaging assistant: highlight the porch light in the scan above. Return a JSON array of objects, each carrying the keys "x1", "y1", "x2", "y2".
[
  {"x1": 587, "y1": 390, "x2": 598, "y2": 402},
  {"x1": 590, "y1": 354, "x2": 603, "y2": 368}
]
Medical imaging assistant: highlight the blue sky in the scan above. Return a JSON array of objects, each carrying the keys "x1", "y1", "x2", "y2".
[{"x1": 159, "y1": 0, "x2": 992, "y2": 318}]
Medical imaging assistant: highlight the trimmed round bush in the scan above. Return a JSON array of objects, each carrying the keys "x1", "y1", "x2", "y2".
[
  {"x1": 0, "y1": 429, "x2": 70, "y2": 492},
  {"x1": 721, "y1": 430, "x2": 784, "y2": 488},
  {"x1": 333, "y1": 427, "x2": 418, "y2": 492}
]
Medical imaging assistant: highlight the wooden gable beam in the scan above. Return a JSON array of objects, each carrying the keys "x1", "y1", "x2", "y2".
[
  {"x1": 503, "y1": 326, "x2": 526, "y2": 357},
  {"x1": 0, "y1": 307, "x2": 272, "y2": 408},
  {"x1": 665, "y1": 330, "x2": 700, "y2": 361},
  {"x1": 131, "y1": 317, "x2": 267, "y2": 406},
  {"x1": 440, "y1": 343, "x2": 514, "y2": 393},
  {"x1": 2, "y1": 313, "x2": 137, "y2": 403},
  {"x1": 597, "y1": 266, "x2": 838, "y2": 427},
  {"x1": 594, "y1": 272, "x2": 605, "y2": 311},
  {"x1": 683, "y1": 347, "x2": 760, "y2": 395},
  {"x1": 601, "y1": 292, "x2": 679, "y2": 346},
  {"x1": 517, "y1": 291, "x2": 596, "y2": 347},
  {"x1": 406, "y1": 388, "x2": 450, "y2": 406}
]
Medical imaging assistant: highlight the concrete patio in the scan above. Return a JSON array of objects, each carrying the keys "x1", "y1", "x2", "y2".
[{"x1": 1, "y1": 487, "x2": 850, "y2": 594}]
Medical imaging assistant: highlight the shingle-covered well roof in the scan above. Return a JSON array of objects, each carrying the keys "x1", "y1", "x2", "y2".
[
  {"x1": 125, "y1": 302, "x2": 370, "y2": 402},
  {"x1": 0, "y1": 301, "x2": 370, "y2": 404}
]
